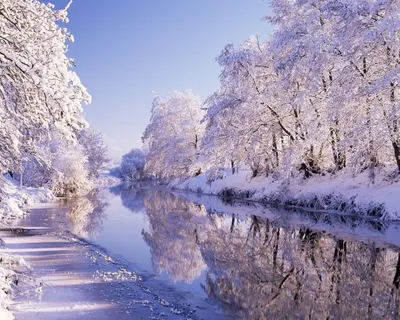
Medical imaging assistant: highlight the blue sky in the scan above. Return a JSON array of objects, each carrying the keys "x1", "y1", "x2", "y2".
[{"x1": 46, "y1": 0, "x2": 273, "y2": 159}]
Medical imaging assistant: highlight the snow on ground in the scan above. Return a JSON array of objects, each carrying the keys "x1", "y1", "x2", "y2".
[
  {"x1": 0, "y1": 176, "x2": 54, "y2": 319},
  {"x1": 0, "y1": 171, "x2": 119, "y2": 319},
  {"x1": 173, "y1": 166, "x2": 400, "y2": 220},
  {"x1": 0, "y1": 176, "x2": 54, "y2": 222},
  {"x1": 0, "y1": 251, "x2": 36, "y2": 320}
]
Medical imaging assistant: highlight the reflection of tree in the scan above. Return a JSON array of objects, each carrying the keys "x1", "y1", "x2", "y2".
[
  {"x1": 200, "y1": 214, "x2": 400, "y2": 319},
  {"x1": 64, "y1": 190, "x2": 108, "y2": 238},
  {"x1": 121, "y1": 189, "x2": 400, "y2": 318},
  {"x1": 109, "y1": 183, "x2": 145, "y2": 213},
  {"x1": 142, "y1": 191, "x2": 206, "y2": 283}
]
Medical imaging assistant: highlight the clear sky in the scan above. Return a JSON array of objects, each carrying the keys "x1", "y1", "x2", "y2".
[{"x1": 45, "y1": 0, "x2": 273, "y2": 159}]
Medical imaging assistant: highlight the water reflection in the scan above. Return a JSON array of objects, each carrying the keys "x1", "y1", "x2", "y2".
[
  {"x1": 109, "y1": 183, "x2": 146, "y2": 213},
  {"x1": 142, "y1": 191, "x2": 207, "y2": 283},
  {"x1": 200, "y1": 220, "x2": 400, "y2": 319},
  {"x1": 134, "y1": 189, "x2": 400, "y2": 319},
  {"x1": 63, "y1": 190, "x2": 108, "y2": 238},
  {"x1": 63, "y1": 185, "x2": 400, "y2": 319}
]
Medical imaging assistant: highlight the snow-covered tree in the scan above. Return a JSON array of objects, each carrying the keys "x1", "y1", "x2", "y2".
[
  {"x1": 143, "y1": 90, "x2": 205, "y2": 179},
  {"x1": 77, "y1": 129, "x2": 109, "y2": 178},
  {"x1": 323, "y1": 0, "x2": 400, "y2": 173},
  {"x1": 119, "y1": 148, "x2": 146, "y2": 181},
  {"x1": 18, "y1": 135, "x2": 92, "y2": 196},
  {"x1": 202, "y1": 38, "x2": 285, "y2": 177},
  {"x1": 199, "y1": 0, "x2": 400, "y2": 179},
  {"x1": 267, "y1": 0, "x2": 400, "y2": 175},
  {"x1": 135, "y1": 0, "x2": 400, "y2": 182},
  {"x1": 49, "y1": 139, "x2": 92, "y2": 197},
  {"x1": 0, "y1": 0, "x2": 90, "y2": 174}
]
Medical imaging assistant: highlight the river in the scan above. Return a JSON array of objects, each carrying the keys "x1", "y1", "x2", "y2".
[{"x1": 11, "y1": 184, "x2": 400, "y2": 319}]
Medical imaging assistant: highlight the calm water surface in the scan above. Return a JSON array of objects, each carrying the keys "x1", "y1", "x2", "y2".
[{"x1": 32, "y1": 185, "x2": 400, "y2": 319}]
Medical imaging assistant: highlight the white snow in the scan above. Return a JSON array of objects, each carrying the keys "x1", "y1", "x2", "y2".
[
  {"x1": 173, "y1": 166, "x2": 400, "y2": 220},
  {"x1": 0, "y1": 176, "x2": 54, "y2": 318},
  {"x1": 0, "y1": 253, "x2": 35, "y2": 320},
  {"x1": 0, "y1": 308, "x2": 14, "y2": 320},
  {"x1": 0, "y1": 176, "x2": 54, "y2": 222}
]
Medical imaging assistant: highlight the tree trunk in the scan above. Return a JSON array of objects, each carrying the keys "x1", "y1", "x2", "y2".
[
  {"x1": 392, "y1": 141, "x2": 400, "y2": 173},
  {"x1": 390, "y1": 82, "x2": 400, "y2": 173},
  {"x1": 272, "y1": 133, "x2": 279, "y2": 167},
  {"x1": 393, "y1": 253, "x2": 400, "y2": 290},
  {"x1": 330, "y1": 117, "x2": 346, "y2": 171}
]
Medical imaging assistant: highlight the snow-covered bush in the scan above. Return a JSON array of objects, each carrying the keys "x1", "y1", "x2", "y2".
[
  {"x1": 206, "y1": 168, "x2": 227, "y2": 186},
  {"x1": 17, "y1": 157, "x2": 52, "y2": 189}
]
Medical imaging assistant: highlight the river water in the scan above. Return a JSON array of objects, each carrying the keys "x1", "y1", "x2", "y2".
[{"x1": 24, "y1": 184, "x2": 400, "y2": 319}]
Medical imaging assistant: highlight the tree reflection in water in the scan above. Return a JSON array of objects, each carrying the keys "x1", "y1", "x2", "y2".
[
  {"x1": 201, "y1": 220, "x2": 400, "y2": 319},
  {"x1": 63, "y1": 189, "x2": 108, "y2": 238},
  {"x1": 109, "y1": 183, "x2": 146, "y2": 213},
  {"x1": 142, "y1": 191, "x2": 207, "y2": 283},
  {"x1": 118, "y1": 189, "x2": 400, "y2": 319}
]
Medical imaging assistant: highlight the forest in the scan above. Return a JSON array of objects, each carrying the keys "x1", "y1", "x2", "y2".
[{"x1": 133, "y1": 0, "x2": 400, "y2": 187}]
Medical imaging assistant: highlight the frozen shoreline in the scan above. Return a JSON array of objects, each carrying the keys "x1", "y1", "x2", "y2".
[{"x1": 172, "y1": 167, "x2": 400, "y2": 221}]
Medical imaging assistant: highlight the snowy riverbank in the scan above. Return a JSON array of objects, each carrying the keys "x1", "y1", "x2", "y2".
[
  {"x1": 0, "y1": 174, "x2": 121, "y2": 319},
  {"x1": 0, "y1": 176, "x2": 54, "y2": 223},
  {"x1": 0, "y1": 177, "x2": 54, "y2": 319},
  {"x1": 172, "y1": 167, "x2": 400, "y2": 221}
]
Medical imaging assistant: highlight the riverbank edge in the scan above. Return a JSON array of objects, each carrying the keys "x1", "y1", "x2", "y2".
[{"x1": 170, "y1": 168, "x2": 400, "y2": 221}]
